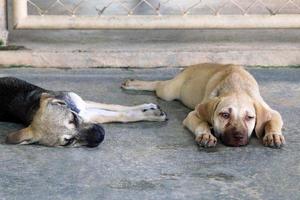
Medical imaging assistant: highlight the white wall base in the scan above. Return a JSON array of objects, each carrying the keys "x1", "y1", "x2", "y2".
[{"x1": 0, "y1": 44, "x2": 299, "y2": 68}]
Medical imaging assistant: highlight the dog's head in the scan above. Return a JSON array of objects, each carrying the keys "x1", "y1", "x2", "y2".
[
  {"x1": 197, "y1": 94, "x2": 270, "y2": 147},
  {"x1": 6, "y1": 93, "x2": 105, "y2": 147}
]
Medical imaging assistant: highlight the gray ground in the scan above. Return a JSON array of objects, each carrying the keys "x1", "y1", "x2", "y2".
[{"x1": 0, "y1": 67, "x2": 299, "y2": 200}]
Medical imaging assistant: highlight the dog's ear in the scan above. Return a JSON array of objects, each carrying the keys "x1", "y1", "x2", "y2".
[
  {"x1": 40, "y1": 92, "x2": 53, "y2": 100},
  {"x1": 196, "y1": 97, "x2": 221, "y2": 124},
  {"x1": 40, "y1": 93, "x2": 66, "y2": 106},
  {"x1": 50, "y1": 99, "x2": 67, "y2": 106},
  {"x1": 254, "y1": 102, "x2": 272, "y2": 138},
  {"x1": 6, "y1": 127, "x2": 35, "y2": 145}
]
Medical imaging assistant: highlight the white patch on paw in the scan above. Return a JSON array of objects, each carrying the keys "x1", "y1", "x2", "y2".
[
  {"x1": 140, "y1": 103, "x2": 159, "y2": 111},
  {"x1": 141, "y1": 105, "x2": 167, "y2": 121}
]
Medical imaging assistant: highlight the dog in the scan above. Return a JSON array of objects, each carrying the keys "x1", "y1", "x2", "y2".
[
  {"x1": 122, "y1": 63, "x2": 285, "y2": 148},
  {"x1": 1, "y1": 77, "x2": 167, "y2": 147}
]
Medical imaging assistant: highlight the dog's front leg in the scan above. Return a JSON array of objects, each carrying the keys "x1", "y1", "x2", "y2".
[
  {"x1": 80, "y1": 103, "x2": 167, "y2": 123},
  {"x1": 85, "y1": 101, "x2": 164, "y2": 112},
  {"x1": 183, "y1": 111, "x2": 217, "y2": 148},
  {"x1": 262, "y1": 111, "x2": 285, "y2": 148},
  {"x1": 254, "y1": 101, "x2": 285, "y2": 148}
]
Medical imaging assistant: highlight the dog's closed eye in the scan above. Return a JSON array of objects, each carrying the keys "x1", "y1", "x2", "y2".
[
  {"x1": 62, "y1": 134, "x2": 76, "y2": 146},
  {"x1": 63, "y1": 137, "x2": 75, "y2": 146},
  {"x1": 245, "y1": 115, "x2": 255, "y2": 121}
]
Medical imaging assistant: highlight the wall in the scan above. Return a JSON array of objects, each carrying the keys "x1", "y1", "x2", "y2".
[
  {"x1": 8, "y1": 0, "x2": 300, "y2": 46},
  {"x1": 2, "y1": 0, "x2": 300, "y2": 67}
]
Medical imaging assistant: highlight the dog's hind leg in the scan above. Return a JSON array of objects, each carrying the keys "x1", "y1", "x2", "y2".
[
  {"x1": 121, "y1": 80, "x2": 160, "y2": 91},
  {"x1": 122, "y1": 75, "x2": 185, "y2": 101}
]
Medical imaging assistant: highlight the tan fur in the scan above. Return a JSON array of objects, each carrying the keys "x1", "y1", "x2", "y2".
[
  {"x1": 122, "y1": 63, "x2": 285, "y2": 148},
  {"x1": 6, "y1": 127, "x2": 34, "y2": 144}
]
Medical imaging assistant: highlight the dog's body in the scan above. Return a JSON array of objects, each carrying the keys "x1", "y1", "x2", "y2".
[
  {"x1": 122, "y1": 63, "x2": 285, "y2": 148},
  {"x1": 1, "y1": 77, "x2": 167, "y2": 147}
]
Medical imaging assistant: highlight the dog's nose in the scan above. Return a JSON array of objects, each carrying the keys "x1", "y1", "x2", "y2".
[{"x1": 86, "y1": 124, "x2": 105, "y2": 148}]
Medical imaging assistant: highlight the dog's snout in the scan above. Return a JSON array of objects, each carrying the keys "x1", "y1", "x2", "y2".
[
  {"x1": 85, "y1": 124, "x2": 105, "y2": 148},
  {"x1": 220, "y1": 128, "x2": 248, "y2": 147}
]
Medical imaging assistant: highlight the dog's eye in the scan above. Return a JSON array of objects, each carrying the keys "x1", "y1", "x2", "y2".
[
  {"x1": 63, "y1": 137, "x2": 75, "y2": 146},
  {"x1": 245, "y1": 115, "x2": 255, "y2": 121},
  {"x1": 220, "y1": 112, "x2": 230, "y2": 119}
]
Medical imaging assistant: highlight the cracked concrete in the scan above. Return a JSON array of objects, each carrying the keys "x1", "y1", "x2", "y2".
[{"x1": 0, "y1": 67, "x2": 299, "y2": 200}]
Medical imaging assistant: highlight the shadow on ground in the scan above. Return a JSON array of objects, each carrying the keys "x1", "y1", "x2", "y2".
[{"x1": 0, "y1": 68, "x2": 299, "y2": 200}]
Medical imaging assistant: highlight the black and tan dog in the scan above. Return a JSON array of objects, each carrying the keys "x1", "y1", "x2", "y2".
[
  {"x1": 122, "y1": 63, "x2": 285, "y2": 148},
  {"x1": 1, "y1": 77, "x2": 167, "y2": 147}
]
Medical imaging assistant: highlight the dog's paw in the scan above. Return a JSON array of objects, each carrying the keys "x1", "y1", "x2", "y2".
[
  {"x1": 263, "y1": 133, "x2": 285, "y2": 148},
  {"x1": 121, "y1": 79, "x2": 138, "y2": 90},
  {"x1": 195, "y1": 133, "x2": 217, "y2": 148},
  {"x1": 142, "y1": 104, "x2": 168, "y2": 122}
]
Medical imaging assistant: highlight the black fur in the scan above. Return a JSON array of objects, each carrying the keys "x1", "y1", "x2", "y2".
[
  {"x1": 85, "y1": 124, "x2": 105, "y2": 147},
  {"x1": 0, "y1": 77, "x2": 76, "y2": 125},
  {"x1": 0, "y1": 77, "x2": 47, "y2": 125}
]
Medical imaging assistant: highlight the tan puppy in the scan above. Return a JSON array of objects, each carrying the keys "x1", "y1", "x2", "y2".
[{"x1": 122, "y1": 63, "x2": 285, "y2": 148}]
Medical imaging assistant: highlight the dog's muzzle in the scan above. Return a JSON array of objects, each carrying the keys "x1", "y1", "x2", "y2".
[
  {"x1": 220, "y1": 130, "x2": 249, "y2": 147},
  {"x1": 79, "y1": 124, "x2": 105, "y2": 148}
]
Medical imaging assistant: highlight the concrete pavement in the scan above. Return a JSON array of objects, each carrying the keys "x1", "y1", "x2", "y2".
[{"x1": 0, "y1": 67, "x2": 299, "y2": 200}]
